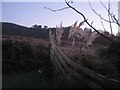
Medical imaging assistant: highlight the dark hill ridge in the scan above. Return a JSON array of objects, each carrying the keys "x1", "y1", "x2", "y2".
[
  {"x1": 2, "y1": 22, "x2": 70, "y2": 40},
  {"x1": 2, "y1": 22, "x2": 49, "y2": 39}
]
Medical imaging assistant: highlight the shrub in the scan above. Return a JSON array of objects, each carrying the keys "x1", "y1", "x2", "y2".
[
  {"x1": 2, "y1": 40, "x2": 49, "y2": 74},
  {"x1": 100, "y1": 36, "x2": 120, "y2": 73},
  {"x1": 72, "y1": 54, "x2": 118, "y2": 79}
]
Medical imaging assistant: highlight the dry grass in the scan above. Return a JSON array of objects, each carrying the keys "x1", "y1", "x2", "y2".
[
  {"x1": 2, "y1": 35, "x2": 88, "y2": 88},
  {"x1": 60, "y1": 40, "x2": 98, "y2": 59},
  {"x1": 59, "y1": 41, "x2": 119, "y2": 80},
  {"x1": 2, "y1": 35, "x2": 50, "y2": 74},
  {"x1": 2, "y1": 35, "x2": 49, "y2": 45},
  {"x1": 2, "y1": 35, "x2": 49, "y2": 52}
]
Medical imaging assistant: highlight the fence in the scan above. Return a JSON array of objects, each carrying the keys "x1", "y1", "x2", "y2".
[{"x1": 49, "y1": 33, "x2": 120, "y2": 88}]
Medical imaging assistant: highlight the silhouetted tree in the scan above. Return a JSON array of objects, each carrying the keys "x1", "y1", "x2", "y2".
[
  {"x1": 37, "y1": 25, "x2": 42, "y2": 29},
  {"x1": 32, "y1": 24, "x2": 37, "y2": 28},
  {"x1": 44, "y1": 25, "x2": 48, "y2": 29}
]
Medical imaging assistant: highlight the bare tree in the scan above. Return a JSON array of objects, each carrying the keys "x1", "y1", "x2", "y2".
[
  {"x1": 89, "y1": 0, "x2": 120, "y2": 35},
  {"x1": 89, "y1": 0, "x2": 113, "y2": 34},
  {"x1": 65, "y1": 0, "x2": 115, "y2": 43},
  {"x1": 45, "y1": 0, "x2": 120, "y2": 44},
  {"x1": 99, "y1": 0, "x2": 120, "y2": 26}
]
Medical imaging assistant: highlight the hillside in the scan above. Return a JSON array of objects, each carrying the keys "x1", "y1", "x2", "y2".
[
  {"x1": 2, "y1": 22, "x2": 49, "y2": 39},
  {"x1": 2, "y1": 22, "x2": 120, "y2": 88},
  {"x1": 2, "y1": 22, "x2": 70, "y2": 40},
  {"x1": 2, "y1": 35, "x2": 87, "y2": 88}
]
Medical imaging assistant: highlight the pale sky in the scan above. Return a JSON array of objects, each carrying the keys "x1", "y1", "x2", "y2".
[{"x1": 1, "y1": 0, "x2": 120, "y2": 35}]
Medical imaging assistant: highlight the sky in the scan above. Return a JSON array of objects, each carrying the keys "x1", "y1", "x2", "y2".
[{"x1": 1, "y1": 0, "x2": 120, "y2": 35}]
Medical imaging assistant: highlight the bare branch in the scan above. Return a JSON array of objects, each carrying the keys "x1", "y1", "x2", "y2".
[
  {"x1": 99, "y1": 0, "x2": 120, "y2": 26},
  {"x1": 99, "y1": 0, "x2": 108, "y2": 11},
  {"x1": 89, "y1": 0, "x2": 120, "y2": 33},
  {"x1": 91, "y1": 21, "x2": 93, "y2": 26},
  {"x1": 100, "y1": 19, "x2": 106, "y2": 31},
  {"x1": 113, "y1": 15, "x2": 120, "y2": 26},
  {"x1": 99, "y1": 0, "x2": 113, "y2": 16},
  {"x1": 108, "y1": 0, "x2": 113, "y2": 34},
  {"x1": 89, "y1": 1, "x2": 113, "y2": 23},
  {"x1": 65, "y1": 0, "x2": 113, "y2": 43},
  {"x1": 44, "y1": 6, "x2": 70, "y2": 12},
  {"x1": 45, "y1": 0, "x2": 113, "y2": 43}
]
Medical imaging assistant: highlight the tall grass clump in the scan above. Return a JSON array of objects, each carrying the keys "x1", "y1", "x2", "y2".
[
  {"x1": 72, "y1": 53, "x2": 119, "y2": 79},
  {"x1": 2, "y1": 39, "x2": 50, "y2": 74}
]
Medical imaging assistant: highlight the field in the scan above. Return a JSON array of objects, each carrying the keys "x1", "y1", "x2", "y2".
[
  {"x1": 2, "y1": 35, "x2": 120, "y2": 88},
  {"x1": 2, "y1": 35, "x2": 88, "y2": 88},
  {"x1": 2, "y1": 35, "x2": 52, "y2": 88},
  {"x1": 60, "y1": 37, "x2": 120, "y2": 80}
]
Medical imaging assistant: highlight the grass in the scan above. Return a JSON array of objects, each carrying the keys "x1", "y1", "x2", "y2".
[
  {"x1": 3, "y1": 71, "x2": 48, "y2": 88},
  {"x1": 60, "y1": 40, "x2": 120, "y2": 81},
  {"x1": 2, "y1": 36, "x2": 54, "y2": 88},
  {"x1": 2, "y1": 35, "x2": 89, "y2": 88},
  {"x1": 3, "y1": 35, "x2": 120, "y2": 88},
  {"x1": 74, "y1": 54, "x2": 119, "y2": 80}
]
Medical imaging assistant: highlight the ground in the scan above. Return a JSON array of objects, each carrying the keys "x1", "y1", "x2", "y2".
[
  {"x1": 2, "y1": 35, "x2": 120, "y2": 88},
  {"x1": 2, "y1": 35, "x2": 89, "y2": 88}
]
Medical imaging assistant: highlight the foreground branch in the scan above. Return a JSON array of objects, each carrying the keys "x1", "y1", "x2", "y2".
[
  {"x1": 89, "y1": 1, "x2": 120, "y2": 27},
  {"x1": 44, "y1": 7, "x2": 70, "y2": 12},
  {"x1": 65, "y1": 0, "x2": 113, "y2": 43},
  {"x1": 90, "y1": 0, "x2": 120, "y2": 27},
  {"x1": 100, "y1": 19, "x2": 106, "y2": 31},
  {"x1": 108, "y1": 0, "x2": 113, "y2": 34},
  {"x1": 89, "y1": 1, "x2": 113, "y2": 23},
  {"x1": 113, "y1": 15, "x2": 120, "y2": 26},
  {"x1": 44, "y1": 0, "x2": 113, "y2": 43}
]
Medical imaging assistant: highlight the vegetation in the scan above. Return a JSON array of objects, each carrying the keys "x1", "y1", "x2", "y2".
[
  {"x1": 2, "y1": 36, "x2": 84, "y2": 88},
  {"x1": 2, "y1": 0, "x2": 120, "y2": 88},
  {"x1": 62, "y1": 35, "x2": 120, "y2": 80},
  {"x1": 2, "y1": 20, "x2": 120, "y2": 87},
  {"x1": 2, "y1": 39, "x2": 50, "y2": 74},
  {"x1": 2, "y1": 38, "x2": 53, "y2": 88},
  {"x1": 100, "y1": 36, "x2": 120, "y2": 74},
  {"x1": 2, "y1": 22, "x2": 70, "y2": 40},
  {"x1": 2, "y1": 22, "x2": 49, "y2": 39}
]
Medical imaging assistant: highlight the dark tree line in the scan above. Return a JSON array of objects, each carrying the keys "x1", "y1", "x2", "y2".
[
  {"x1": 2, "y1": 22, "x2": 71, "y2": 40},
  {"x1": 2, "y1": 22, "x2": 49, "y2": 39}
]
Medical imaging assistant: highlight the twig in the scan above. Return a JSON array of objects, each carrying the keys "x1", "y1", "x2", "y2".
[
  {"x1": 44, "y1": 0, "x2": 113, "y2": 43},
  {"x1": 44, "y1": 7, "x2": 70, "y2": 12},
  {"x1": 91, "y1": 21, "x2": 93, "y2": 26},
  {"x1": 113, "y1": 15, "x2": 120, "y2": 26},
  {"x1": 65, "y1": 0, "x2": 113, "y2": 43},
  {"x1": 99, "y1": 0, "x2": 113, "y2": 16},
  {"x1": 89, "y1": 0, "x2": 113, "y2": 34},
  {"x1": 108, "y1": 0, "x2": 113, "y2": 34},
  {"x1": 99, "y1": 0, "x2": 108, "y2": 11},
  {"x1": 89, "y1": 1, "x2": 113, "y2": 23},
  {"x1": 99, "y1": 0, "x2": 120, "y2": 26},
  {"x1": 100, "y1": 19, "x2": 106, "y2": 31}
]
